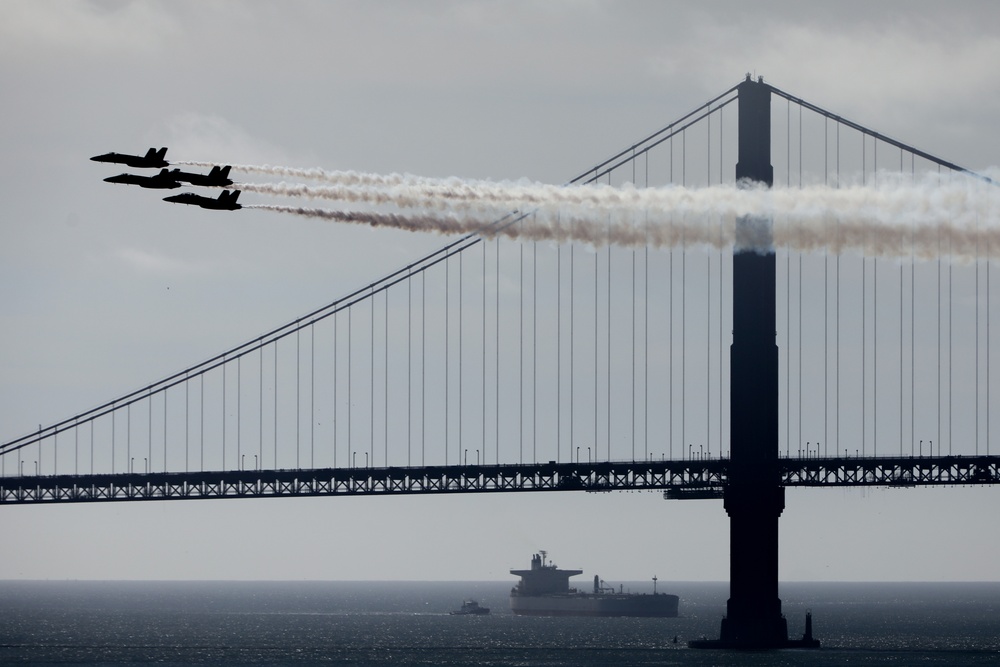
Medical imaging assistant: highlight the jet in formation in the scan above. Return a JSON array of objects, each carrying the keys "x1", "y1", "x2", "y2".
[
  {"x1": 169, "y1": 165, "x2": 233, "y2": 187},
  {"x1": 163, "y1": 189, "x2": 242, "y2": 210},
  {"x1": 95, "y1": 148, "x2": 243, "y2": 210},
  {"x1": 103, "y1": 168, "x2": 182, "y2": 189},
  {"x1": 90, "y1": 147, "x2": 169, "y2": 169}
]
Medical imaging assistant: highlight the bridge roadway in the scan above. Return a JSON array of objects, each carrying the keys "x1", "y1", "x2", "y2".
[{"x1": 1, "y1": 454, "x2": 998, "y2": 504}]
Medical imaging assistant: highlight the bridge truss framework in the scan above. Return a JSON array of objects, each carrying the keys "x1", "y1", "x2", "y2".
[{"x1": 2, "y1": 454, "x2": 997, "y2": 504}]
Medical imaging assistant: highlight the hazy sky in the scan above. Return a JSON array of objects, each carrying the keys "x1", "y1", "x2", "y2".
[{"x1": 1, "y1": 1, "x2": 999, "y2": 583}]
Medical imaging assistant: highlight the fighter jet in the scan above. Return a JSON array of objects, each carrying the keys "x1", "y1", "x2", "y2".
[
  {"x1": 163, "y1": 189, "x2": 242, "y2": 210},
  {"x1": 91, "y1": 147, "x2": 169, "y2": 169},
  {"x1": 168, "y1": 165, "x2": 233, "y2": 187},
  {"x1": 104, "y1": 168, "x2": 182, "y2": 189}
]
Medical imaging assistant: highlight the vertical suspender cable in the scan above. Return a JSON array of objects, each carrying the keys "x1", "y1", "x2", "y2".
[
  {"x1": 629, "y1": 152, "x2": 636, "y2": 456},
  {"x1": 823, "y1": 125, "x2": 829, "y2": 457},
  {"x1": 483, "y1": 240, "x2": 487, "y2": 465},
  {"x1": 384, "y1": 292, "x2": 388, "y2": 467},
  {"x1": 787, "y1": 249, "x2": 791, "y2": 456},
  {"x1": 262, "y1": 345, "x2": 264, "y2": 468},
  {"x1": 446, "y1": 257, "x2": 450, "y2": 465},
  {"x1": 836, "y1": 241, "x2": 840, "y2": 456},
  {"x1": 163, "y1": 390, "x2": 167, "y2": 472},
  {"x1": 645, "y1": 211, "x2": 650, "y2": 461},
  {"x1": 348, "y1": 309, "x2": 352, "y2": 464},
  {"x1": 911, "y1": 203, "x2": 915, "y2": 455},
  {"x1": 333, "y1": 315, "x2": 338, "y2": 467},
  {"x1": 273, "y1": 342, "x2": 277, "y2": 468},
  {"x1": 238, "y1": 356, "x2": 242, "y2": 470},
  {"x1": 874, "y1": 137, "x2": 877, "y2": 187},
  {"x1": 296, "y1": 327, "x2": 299, "y2": 469},
  {"x1": 534, "y1": 238, "x2": 538, "y2": 463},
  {"x1": 223, "y1": 356, "x2": 227, "y2": 470},
  {"x1": 520, "y1": 242, "x2": 524, "y2": 464},
  {"x1": 408, "y1": 271, "x2": 412, "y2": 466},
  {"x1": 495, "y1": 241, "x2": 499, "y2": 464},
  {"x1": 313, "y1": 326, "x2": 317, "y2": 468},
  {"x1": 707, "y1": 104, "x2": 711, "y2": 186},
  {"x1": 202, "y1": 373, "x2": 206, "y2": 472},
  {"x1": 423, "y1": 272, "x2": 426, "y2": 465},
  {"x1": 460, "y1": 251, "x2": 464, "y2": 464}
]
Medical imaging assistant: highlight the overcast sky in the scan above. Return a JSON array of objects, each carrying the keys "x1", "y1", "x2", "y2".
[{"x1": 1, "y1": 1, "x2": 999, "y2": 583}]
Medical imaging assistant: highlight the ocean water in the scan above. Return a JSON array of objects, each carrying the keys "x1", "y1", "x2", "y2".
[{"x1": 0, "y1": 580, "x2": 997, "y2": 666}]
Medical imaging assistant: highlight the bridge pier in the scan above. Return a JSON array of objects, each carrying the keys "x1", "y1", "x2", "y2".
[{"x1": 690, "y1": 75, "x2": 819, "y2": 650}]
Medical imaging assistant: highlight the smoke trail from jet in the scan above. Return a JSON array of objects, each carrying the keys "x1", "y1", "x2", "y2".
[
  {"x1": 243, "y1": 171, "x2": 1000, "y2": 261},
  {"x1": 178, "y1": 162, "x2": 429, "y2": 188},
  {"x1": 182, "y1": 160, "x2": 999, "y2": 260}
]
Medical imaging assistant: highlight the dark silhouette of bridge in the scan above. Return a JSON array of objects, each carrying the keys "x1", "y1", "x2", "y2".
[{"x1": 3, "y1": 75, "x2": 999, "y2": 648}]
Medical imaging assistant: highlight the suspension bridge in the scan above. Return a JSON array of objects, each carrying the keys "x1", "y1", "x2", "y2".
[{"x1": 2, "y1": 75, "x2": 998, "y2": 647}]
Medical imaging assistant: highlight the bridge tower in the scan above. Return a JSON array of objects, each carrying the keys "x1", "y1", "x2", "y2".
[{"x1": 692, "y1": 75, "x2": 818, "y2": 649}]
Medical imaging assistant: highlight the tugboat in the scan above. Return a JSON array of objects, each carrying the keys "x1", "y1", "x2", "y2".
[{"x1": 450, "y1": 599, "x2": 490, "y2": 615}]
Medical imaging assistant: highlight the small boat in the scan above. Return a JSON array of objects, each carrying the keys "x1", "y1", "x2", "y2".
[{"x1": 450, "y1": 599, "x2": 490, "y2": 615}]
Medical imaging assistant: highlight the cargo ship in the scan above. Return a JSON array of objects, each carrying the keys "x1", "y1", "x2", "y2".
[{"x1": 509, "y1": 551, "x2": 679, "y2": 617}]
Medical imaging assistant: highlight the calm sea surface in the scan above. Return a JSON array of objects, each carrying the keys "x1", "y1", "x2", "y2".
[{"x1": 1, "y1": 580, "x2": 997, "y2": 666}]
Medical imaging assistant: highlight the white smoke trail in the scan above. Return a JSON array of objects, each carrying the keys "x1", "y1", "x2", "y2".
[
  {"x1": 182, "y1": 160, "x2": 999, "y2": 260},
  {"x1": 242, "y1": 172, "x2": 1000, "y2": 261},
  {"x1": 177, "y1": 161, "x2": 434, "y2": 188},
  {"x1": 248, "y1": 198, "x2": 999, "y2": 262}
]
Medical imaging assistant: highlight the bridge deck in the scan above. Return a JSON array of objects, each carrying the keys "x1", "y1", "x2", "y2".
[{"x1": 2, "y1": 455, "x2": 997, "y2": 504}]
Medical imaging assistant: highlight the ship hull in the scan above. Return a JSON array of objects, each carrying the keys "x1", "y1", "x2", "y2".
[{"x1": 510, "y1": 593, "x2": 679, "y2": 618}]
